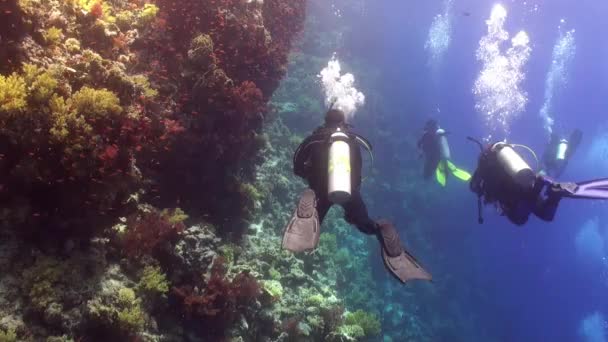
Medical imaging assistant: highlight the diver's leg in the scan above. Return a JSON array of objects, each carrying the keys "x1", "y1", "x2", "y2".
[
  {"x1": 530, "y1": 178, "x2": 561, "y2": 222},
  {"x1": 341, "y1": 191, "x2": 377, "y2": 234},
  {"x1": 281, "y1": 188, "x2": 325, "y2": 252},
  {"x1": 342, "y1": 192, "x2": 432, "y2": 283}
]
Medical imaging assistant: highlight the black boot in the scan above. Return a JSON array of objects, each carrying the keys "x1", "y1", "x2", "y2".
[{"x1": 377, "y1": 220, "x2": 432, "y2": 283}]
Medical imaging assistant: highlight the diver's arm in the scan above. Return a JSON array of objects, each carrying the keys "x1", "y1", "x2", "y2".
[
  {"x1": 293, "y1": 133, "x2": 327, "y2": 178},
  {"x1": 293, "y1": 137, "x2": 313, "y2": 178}
]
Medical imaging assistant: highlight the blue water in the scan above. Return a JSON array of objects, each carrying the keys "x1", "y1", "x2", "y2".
[{"x1": 302, "y1": 0, "x2": 608, "y2": 340}]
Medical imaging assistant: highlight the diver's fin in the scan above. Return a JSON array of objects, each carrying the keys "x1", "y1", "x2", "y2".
[
  {"x1": 382, "y1": 248, "x2": 432, "y2": 283},
  {"x1": 557, "y1": 178, "x2": 608, "y2": 200},
  {"x1": 446, "y1": 160, "x2": 472, "y2": 182},
  {"x1": 377, "y1": 220, "x2": 432, "y2": 283},
  {"x1": 281, "y1": 189, "x2": 320, "y2": 253},
  {"x1": 435, "y1": 162, "x2": 447, "y2": 187},
  {"x1": 566, "y1": 129, "x2": 583, "y2": 160}
]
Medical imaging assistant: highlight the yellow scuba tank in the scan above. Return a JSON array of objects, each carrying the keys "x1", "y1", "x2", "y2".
[
  {"x1": 436, "y1": 128, "x2": 451, "y2": 160},
  {"x1": 328, "y1": 128, "x2": 352, "y2": 204},
  {"x1": 492, "y1": 142, "x2": 536, "y2": 189},
  {"x1": 556, "y1": 139, "x2": 568, "y2": 161}
]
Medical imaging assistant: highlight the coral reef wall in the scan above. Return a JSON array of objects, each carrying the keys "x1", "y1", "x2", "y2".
[{"x1": 0, "y1": 0, "x2": 308, "y2": 340}]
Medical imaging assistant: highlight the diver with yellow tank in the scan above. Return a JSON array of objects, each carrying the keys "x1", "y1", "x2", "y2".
[
  {"x1": 281, "y1": 109, "x2": 432, "y2": 284},
  {"x1": 468, "y1": 137, "x2": 608, "y2": 225},
  {"x1": 418, "y1": 119, "x2": 471, "y2": 186}
]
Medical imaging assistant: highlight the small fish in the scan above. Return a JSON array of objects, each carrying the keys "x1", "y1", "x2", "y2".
[{"x1": 462, "y1": 11, "x2": 471, "y2": 17}]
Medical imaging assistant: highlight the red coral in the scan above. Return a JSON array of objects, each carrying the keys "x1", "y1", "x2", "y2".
[
  {"x1": 173, "y1": 257, "x2": 261, "y2": 337},
  {"x1": 131, "y1": 0, "x2": 305, "y2": 238},
  {"x1": 90, "y1": 1, "x2": 103, "y2": 18},
  {"x1": 122, "y1": 208, "x2": 185, "y2": 258}
]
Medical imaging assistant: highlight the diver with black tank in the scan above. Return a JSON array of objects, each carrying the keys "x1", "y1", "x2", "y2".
[
  {"x1": 281, "y1": 109, "x2": 432, "y2": 284},
  {"x1": 468, "y1": 137, "x2": 608, "y2": 225}
]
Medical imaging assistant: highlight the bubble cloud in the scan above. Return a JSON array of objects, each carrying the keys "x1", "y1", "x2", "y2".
[
  {"x1": 318, "y1": 55, "x2": 365, "y2": 121},
  {"x1": 539, "y1": 28, "x2": 576, "y2": 135},
  {"x1": 473, "y1": 4, "x2": 531, "y2": 139}
]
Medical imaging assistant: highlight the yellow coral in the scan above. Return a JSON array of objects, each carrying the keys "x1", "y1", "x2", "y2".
[
  {"x1": 70, "y1": 86, "x2": 122, "y2": 119},
  {"x1": 138, "y1": 4, "x2": 159, "y2": 25},
  {"x1": 43, "y1": 27, "x2": 63, "y2": 45},
  {"x1": 137, "y1": 265, "x2": 169, "y2": 295},
  {"x1": 49, "y1": 94, "x2": 91, "y2": 144},
  {"x1": 161, "y1": 207, "x2": 188, "y2": 225},
  {"x1": 30, "y1": 69, "x2": 58, "y2": 103},
  {"x1": 0, "y1": 73, "x2": 27, "y2": 113},
  {"x1": 130, "y1": 75, "x2": 158, "y2": 99}
]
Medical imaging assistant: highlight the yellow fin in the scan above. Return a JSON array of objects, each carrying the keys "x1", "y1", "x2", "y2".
[
  {"x1": 435, "y1": 163, "x2": 446, "y2": 187},
  {"x1": 446, "y1": 160, "x2": 471, "y2": 181}
]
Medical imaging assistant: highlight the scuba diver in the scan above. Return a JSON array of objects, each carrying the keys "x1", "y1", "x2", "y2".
[
  {"x1": 468, "y1": 137, "x2": 608, "y2": 225},
  {"x1": 282, "y1": 109, "x2": 432, "y2": 283},
  {"x1": 418, "y1": 119, "x2": 471, "y2": 186},
  {"x1": 541, "y1": 129, "x2": 583, "y2": 178}
]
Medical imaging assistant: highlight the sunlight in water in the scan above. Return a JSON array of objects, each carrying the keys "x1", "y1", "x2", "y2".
[
  {"x1": 425, "y1": 0, "x2": 453, "y2": 70},
  {"x1": 318, "y1": 55, "x2": 365, "y2": 121},
  {"x1": 587, "y1": 127, "x2": 608, "y2": 170},
  {"x1": 575, "y1": 217, "x2": 605, "y2": 263},
  {"x1": 473, "y1": 4, "x2": 531, "y2": 139},
  {"x1": 539, "y1": 28, "x2": 576, "y2": 136},
  {"x1": 579, "y1": 311, "x2": 607, "y2": 342}
]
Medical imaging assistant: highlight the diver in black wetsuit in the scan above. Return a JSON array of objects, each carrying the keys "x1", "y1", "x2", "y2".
[
  {"x1": 541, "y1": 129, "x2": 583, "y2": 178},
  {"x1": 282, "y1": 109, "x2": 431, "y2": 283},
  {"x1": 469, "y1": 138, "x2": 608, "y2": 225}
]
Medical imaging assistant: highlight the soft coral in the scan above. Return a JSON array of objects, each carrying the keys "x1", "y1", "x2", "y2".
[{"x1": 173, "y1": 257, "x2": 261, "y2": 337}]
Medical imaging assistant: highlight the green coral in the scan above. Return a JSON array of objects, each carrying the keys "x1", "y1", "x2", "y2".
[
  {"x1": 337, "y1": 325, "x2": 365, "y2": 339},
  {"x1": 0, "y1": 73, "x2": 27, "y2": 113},
  {"x1": 219, "y1": 244, "x2": 237, "y2": 265},
  {"x1": 137, "y1": 265, "x2": 169, "y2": 295},
  {"x1": 262, "y1": 280, "x2": 283, "y2": 299},
  {"x1": 22, "y1": 256, "x2": 64, "y2": 311},
  {"x1": 343, "y1": 310, "x2": 381, "y2": 337},
  {"x1": 334, "y1": 248, "x2": 350, "y2": 267},
  {"x1": 43, "y1": 27, "x2": 63, "y2": 45},
  {"x1": 268, "y1": 267, "x2": 281, "y2": 280},
  {"x1": 0, "y1": 328, "x2": 17, "y2": 342},
  {"x1": 116, "y1": 288, "x2": 145, "y2": 331},
  {"x1": 318, "y1": 232, "x2": 338, "y2": 257},
  {"x1": 306, "y1": 293, "x2": 324, "y2": 306}
]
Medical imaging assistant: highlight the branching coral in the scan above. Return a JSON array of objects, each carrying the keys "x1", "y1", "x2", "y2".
[
  {"x1": 137, "y1": 265, "x2": 169, "y2": 296},
  {"x1": 343, "y1": 310, "x2": 382, "y2": 337},
  {"x1": 0, "y1": 73, "x2": 27, "y2": 113}
]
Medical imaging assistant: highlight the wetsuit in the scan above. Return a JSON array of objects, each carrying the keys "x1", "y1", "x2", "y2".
[
  {"x1": 417, "y1": 129, "x2": 441, "y2": 180},
  {"x1": 293, "y1": 124, "x2": 377, "y2": 234},
  {"x1": 470, "y1": 146, "x2": 561, "y2": 225}
]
